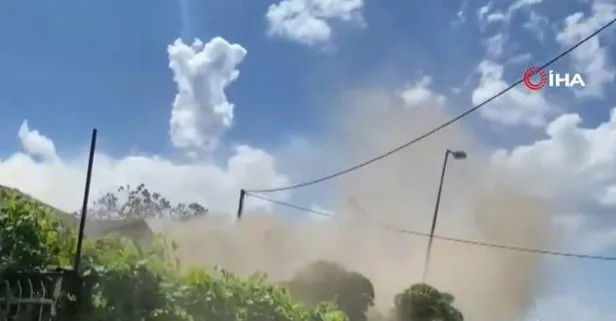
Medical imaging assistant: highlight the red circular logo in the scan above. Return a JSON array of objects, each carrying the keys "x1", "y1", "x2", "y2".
[{"x1": 523, "y1": 66, "x2": 548, "y2": 90}]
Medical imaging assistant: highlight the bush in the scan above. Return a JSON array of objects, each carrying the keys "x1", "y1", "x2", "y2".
[
  {"x1": 283, "y1": 260, "x2": 375, "y2": 321},
  {"x1": 0, "y1": 188, "x2": 75, "y2": 269},
  {"x1": 393, "y1": 283, "x2": 463, "y2": 321},
  {"x1": 0, "y1": 189, "x2": 347, "y2": 321}
]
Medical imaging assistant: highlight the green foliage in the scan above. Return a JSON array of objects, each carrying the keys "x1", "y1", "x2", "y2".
[
  {"x1": 283, "y1": 260, "x2": 375, "y2": 321},
  {"x1": 0, "y1": 189, "x2": 346, "y2": 321},
  {"x1": 393, "y1": 283, "x2": 463, "y2": 321},
  {"x1": 0, "y1": 188, "x2": 75, "y2": 269}
]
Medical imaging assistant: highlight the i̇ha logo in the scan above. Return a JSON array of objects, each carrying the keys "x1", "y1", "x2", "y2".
[{"x1": 522, "y1": 66, "x2": 586, "y2": 91}]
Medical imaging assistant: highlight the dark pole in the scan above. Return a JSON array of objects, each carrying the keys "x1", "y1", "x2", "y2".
[
  {"x1": 73, "y1": 129, "x2": 97, "y2": 272},
  {"x1": 422, "y1": 150, "x2": 451, "y2": 282},
  {"x1": 236, "y1": 189, "x2": 246, "y2": 219}
]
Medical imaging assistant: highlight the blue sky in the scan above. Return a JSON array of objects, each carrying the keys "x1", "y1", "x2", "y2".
[
  {"x1": 1, "y1": 0, "x2": 611, "y2": 153},
  {"x1": 0, "y1": 0, "x2": 552, "y2": 154},
  {"x1": 1, "y1": 0, "x2": 616, "y2": 320}
]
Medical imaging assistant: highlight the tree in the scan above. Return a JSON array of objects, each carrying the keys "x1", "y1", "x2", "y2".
[
  {"x1": 393, "y1": 283, "x2": 463, "y2": 321},
  {"x1": 88, "y1": 183, "x2": 208, "y2": 220},
  {"x1": 283, "y1": 261, "x2": 375, "y2": 321}
]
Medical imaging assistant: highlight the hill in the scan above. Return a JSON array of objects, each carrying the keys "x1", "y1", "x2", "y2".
[
  {"x1": 0, "y1": 185, "x2": 76, "y2": 227},
  {"x1": 0, "y1": 185, "x2": 154, "y2": 242}
]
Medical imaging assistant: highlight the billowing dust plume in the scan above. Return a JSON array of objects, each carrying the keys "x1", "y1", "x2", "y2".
[{"x1": 152, "y1": 90, "x2": 556, "y2": 321}]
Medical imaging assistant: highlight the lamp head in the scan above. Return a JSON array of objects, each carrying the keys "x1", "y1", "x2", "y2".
[{"x1": 449, "y1": 150, "x2": 467, "y2": 160}]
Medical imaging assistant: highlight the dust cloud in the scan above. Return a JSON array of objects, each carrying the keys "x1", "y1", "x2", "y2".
[{"x1": 151, "y1": 89, "x2": 556, "y2": 321}]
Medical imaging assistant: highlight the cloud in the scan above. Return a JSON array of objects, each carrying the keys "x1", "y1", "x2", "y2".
[
  {"x1": 0, "y1": 122, "x2": 289, "y2": 214},
  {"x1": 451, "y1": 1, "x2": 468, "y2": 26},
  {"x1": 0, "y1": 37, "x2": 287, "y2": 215},
  {"x1": 472, "y1": 1, "x2": 560, "y2": 129},
  {"x1": 491, "y1": 108, "x2": 616, "y2": 208},
  {"x1": 399, "y1": 76, "x2": 445, "y2": 108},
  {"x1": 528, "y1": 293, "x2": 616, "y2": 321},
  {"x1": 476, "y1": 0, "x2": 547, "y2": 59},
  {"x1": 483, "y1": 33, "x2": 507, "y2": 59},
  {"x1": 600, "y1": 185, "x2": 616, "y2": 206},
  {"x1": 265, "y1": 0, "x2": 364, "y2": 47},
  {"x1": 523, "y1": 10, "x2": 549, "y2": 42},
  {"x1": 552, "y1": 214, "x2": 616, "y2": 254},
  {"x1": 168, "y1": 37, "x2": 247, "y2": 151},
  {"x1": 477, "y1": 0, "x2": 545, "y2": 29},
  {"x1": 17, "y1": 120, "x2": 58, "y2": 162},
  {"x1": 477, "y1": 3, "x2": 493, "y2": 25},
  {"x1": 472, "y1": 60, "x2": 552, "y2": 127},
  {"x1": 490, "y1": 106, "x2": 616, "y2": 253},
  {"x1": 507, "y1": 52, "x2": 532, "y2": 65},
  {"x1": 555, "y1": 1, "x2": 616, "y2": 98}
]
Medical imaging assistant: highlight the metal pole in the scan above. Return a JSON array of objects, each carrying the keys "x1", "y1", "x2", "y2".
[
  {"x1": 236, "y1": 189, "x2": 246, "y2": 219},
  {"x1": 73, "y1": 129, "x2": 97, "y2": 272},
  {"x1": 422, "y1": 150, "x2": 450, "y2": 282}
]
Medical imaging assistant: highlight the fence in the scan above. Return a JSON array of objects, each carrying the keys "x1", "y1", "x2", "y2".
[{"x1": 0, "y1": 268, "x2": 88, "y2": 321}]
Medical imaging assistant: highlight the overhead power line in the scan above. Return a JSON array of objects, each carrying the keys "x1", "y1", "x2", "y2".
[
  {"x1": 245, "y1": 17, "x2": 616, "y2": 194},
  {"x1": 247, "y1": 192, "x2": 326, "y2": 216},
  {"x1": 245, "y1": 192, "x2": 616, "y2": 261}
]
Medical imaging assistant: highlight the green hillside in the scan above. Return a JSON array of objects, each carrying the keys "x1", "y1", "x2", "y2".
[
  {"x1": 0, "y1": 185, "x2": 77, "y2": 228},
  {"x1": 0, "y1": 185, "x2": 155, "y2": 243}
]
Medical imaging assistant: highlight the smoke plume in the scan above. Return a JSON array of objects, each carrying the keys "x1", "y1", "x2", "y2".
[{"x1": 152, "y1": 89, "x2": 556, "y2": 321}]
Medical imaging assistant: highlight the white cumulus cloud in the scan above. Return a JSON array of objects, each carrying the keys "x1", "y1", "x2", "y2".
[
  {"x1": 0, "y1": 132, "x2": 288, "y2": 214},
  {"x1": 477, "y1": 0, "x2": 545, "y2": 29},
  {"x1": 400, "y1": 76, "x2": 445, "y2": 108},
  {"x1": 266, "y1": 0, "x2": 364, "y2": 47},
  {"x1": 491, "y1": 107, "x2": 616, "y2": 254},
  {"x1": 472, "y1": 60, "x2": 552, "y2": 127},
  {"x1": 168, "y1": 37, "x2": 247, "y2": 151},
  {"x1": 555, "y1": 1, "x2": 616, "y2": 98},
  {"x1": 492, "y1": 108, "x2": 616, "y2": 207},
  {"x1": 17, "y1": 120, "x2": 58, "y2": 162}
]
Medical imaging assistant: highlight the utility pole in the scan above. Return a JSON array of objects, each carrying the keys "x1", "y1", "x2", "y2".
[
  {"x1": 422, "y1": 149, "x2": 466, "y2": 282},
  {"x1": 73, "y1": 129, "x2": 97, "y2": 272},
  {"x1": 236, "y1": 189, "x2": 246, "y2": 219}
]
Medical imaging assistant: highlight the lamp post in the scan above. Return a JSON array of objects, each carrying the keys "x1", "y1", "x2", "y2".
[{"x1": 422, "y1": 149, "x2": 466, "y2": 282}]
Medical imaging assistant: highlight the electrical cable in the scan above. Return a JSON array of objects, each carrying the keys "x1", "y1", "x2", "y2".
[
  {"x1": 245, "y1": 16, "x2": 616, "y2": 194},
  {"x1": 245, "y1": 192, "x2": 616, "y2": 261}
]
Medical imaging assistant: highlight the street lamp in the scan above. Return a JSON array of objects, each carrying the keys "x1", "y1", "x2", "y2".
[{"x1": 422, "y1": 149, "x2": 466, "y2": 282}]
